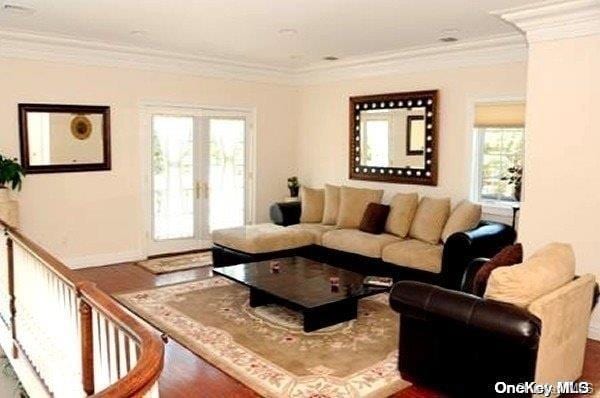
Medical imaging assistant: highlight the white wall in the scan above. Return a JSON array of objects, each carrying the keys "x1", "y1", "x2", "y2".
[
  {"x1": 296, "y1": 62, "x2": 527, "y2": 210},
  {"x1": 0, "y1": 57, "x2": 299, "y2": 266},
  {"x1": 518, "y1": 34, "x2": 600, "y2": 338}
]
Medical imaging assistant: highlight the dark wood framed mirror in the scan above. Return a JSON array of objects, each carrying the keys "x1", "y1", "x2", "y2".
[
  {"x1": 349, "y1": 90, "x2": 438, "y2": 185},
  {"x1": 18, "y1": 104, "x2": 111, "y2": 174}
]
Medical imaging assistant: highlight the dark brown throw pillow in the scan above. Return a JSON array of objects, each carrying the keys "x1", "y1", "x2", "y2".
[
  {"x1": 472, "y1": 243, "x2": 523, "y2": 297},
  {"x1": 359, "y1": 203, "x2": 391, "y2": 235}
]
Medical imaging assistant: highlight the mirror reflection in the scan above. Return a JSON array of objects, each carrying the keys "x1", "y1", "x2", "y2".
[
  {"x1": 359, "y1": 107, "x2": 426, "y2": 168},
  {"x1": 19, "y1": 103, "x2": 111, "y2": 174},
  {"x1": 26, "y1": 112, "x2": 104, "y2": 166}
]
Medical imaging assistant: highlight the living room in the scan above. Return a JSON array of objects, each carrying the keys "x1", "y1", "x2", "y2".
[{"x1": 0, "y1": 0, "x2": 599, "y2": 397}]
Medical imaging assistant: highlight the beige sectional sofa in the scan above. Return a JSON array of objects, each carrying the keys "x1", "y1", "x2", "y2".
[{"x1": 212, "y1": 184, "x2": 516, "y2": 289}]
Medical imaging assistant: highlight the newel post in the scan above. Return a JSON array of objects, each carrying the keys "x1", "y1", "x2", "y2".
[
  {"x1": 79, "y1": 296, "x2": 95, "y2": 396},
  {"x1": 5, "y1": 231, "x2": 17, "y2": 359}
]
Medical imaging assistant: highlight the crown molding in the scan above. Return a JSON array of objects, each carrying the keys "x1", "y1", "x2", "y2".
[
  {"x1": 0, "y1": 29, "x2": 293, "y2": 84},
  {"x1": 291, "y1": 34, "x2": 526, "y2": 85},
  {"x1": 0, "y1": 28, "x2": 527, "y2": 86},
  {"x1": 495, "y1": 0, "x2": 600, "y2": 43}
]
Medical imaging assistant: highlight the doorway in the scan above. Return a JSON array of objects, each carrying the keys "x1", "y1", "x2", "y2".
[{"x1": 143, "y1": 106, "x2": 254, "y2": 255}]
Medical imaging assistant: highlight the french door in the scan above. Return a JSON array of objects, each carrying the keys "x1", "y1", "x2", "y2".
[{"x1": 146, "y1": 107, "x2": 252, "y2": 255}]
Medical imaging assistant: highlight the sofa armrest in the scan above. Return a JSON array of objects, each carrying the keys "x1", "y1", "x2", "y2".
[
  {"x1": 390, "y1": 281, "x2": 541, "y2": 347},
  {"x1": 441, "y1": 221, "x2": 516, "y2": 289},
  {"x1": 269, "y1": 201, "x2": 301, "y2": 226},
  {"x1": 459, "y1": 257, "x2": 489, "y2": 294}
]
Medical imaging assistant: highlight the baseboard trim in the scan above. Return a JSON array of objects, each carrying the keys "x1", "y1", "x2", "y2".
[{"x1": 64, "y1": 250, "x2": 144, "y2": 269}]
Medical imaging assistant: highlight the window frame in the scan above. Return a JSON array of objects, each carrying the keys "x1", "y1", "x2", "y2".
[{"x1": 473, "y1": 126, "x2": 525, "y2": 205}]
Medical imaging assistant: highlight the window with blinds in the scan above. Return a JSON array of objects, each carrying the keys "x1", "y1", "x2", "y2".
[{"x1": 473, "y1": 102, "x2": 525, "y2": 203}]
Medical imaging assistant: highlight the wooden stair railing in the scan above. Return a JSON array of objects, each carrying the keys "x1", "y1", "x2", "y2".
[
  {"x1": 0, "y1": 219, "x2": 164, "y2": 397},
  {"x1": 79, "y1": 282, "x2": 164, "y2": 397}
]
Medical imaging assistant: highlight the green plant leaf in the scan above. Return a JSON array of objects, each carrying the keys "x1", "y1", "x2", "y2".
[{"x1": 0, "y1": 154, "x2": 25, "y2": 191}]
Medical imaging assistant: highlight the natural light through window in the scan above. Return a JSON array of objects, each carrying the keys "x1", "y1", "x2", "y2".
[
  {"x1": 475, "y1": 127, "x2": 524, "y2": 203},
  {"x1": 209, "y1": 118, "x2": 246, "y2": 232},
  {"x1": 152, "y1": 115, "x2": 195, "y2": 240}
]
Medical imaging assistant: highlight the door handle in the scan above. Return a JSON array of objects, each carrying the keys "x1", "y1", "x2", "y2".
[
  {"x1": 203, "y1": 182, "x2": 209, "y2": 199},
  {"x1": 195, "y1": 181, "x2": 201, "y2": 199}
]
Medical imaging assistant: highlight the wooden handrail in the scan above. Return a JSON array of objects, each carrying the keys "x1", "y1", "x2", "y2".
[
  {"x1": 79, "y1": 282, "x2": 164, "y2": 398},
  {"x1": 0, "y1": 218, "x2": 80, "y2": 287},
  {"x1": 0, "y1": 218, "x2": 164, "y2": 397}
]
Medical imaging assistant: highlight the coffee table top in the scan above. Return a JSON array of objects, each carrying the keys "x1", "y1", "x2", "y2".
[{"x1": 213, "y1": 257, "x2": 388, "y2": 309}]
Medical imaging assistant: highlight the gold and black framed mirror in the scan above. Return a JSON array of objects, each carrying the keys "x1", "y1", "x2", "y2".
[
  {"x1": 18, "y1": 104, "x2": 111, "y2": 174},
  {"x1": 349, "y1": 90, "x2": 438, "y2": 185}
]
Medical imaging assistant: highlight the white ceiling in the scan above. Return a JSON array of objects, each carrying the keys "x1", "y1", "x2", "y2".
[{"x1": 0, "y1": 0, "x2": 537, "y2": 70}]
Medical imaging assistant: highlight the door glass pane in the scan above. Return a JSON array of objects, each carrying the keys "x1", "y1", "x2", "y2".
[
  {"x1": 152, "y1": 116, "x2": 195, "y2": 240},
  {"x1": 209, "y1": 118, "x2": 245, "y2": 232}
]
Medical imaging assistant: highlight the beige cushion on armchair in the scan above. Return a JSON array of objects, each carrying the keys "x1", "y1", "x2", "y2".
[
  {"x1": 484, "y1": 243, "x2": 576, "y2": 308},
  {"x1": 336, "y1": 186, "x2": 384, "y2": 229}
]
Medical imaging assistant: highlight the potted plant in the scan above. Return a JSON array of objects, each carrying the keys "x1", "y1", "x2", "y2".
[
  {"x1": 287, "y1": 176, "x2": 300, "y2": 198},
  {"x1": 0, "y1": 155, "x2": 24, "y2": 200},
  {"x1": 501, "y1": 164, "x2": 523, "y2": 202}
]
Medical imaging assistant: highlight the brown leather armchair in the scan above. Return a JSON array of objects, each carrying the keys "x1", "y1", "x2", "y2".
[{"x1": 389, "y1": 260, "x2": 598, "y2": 397}]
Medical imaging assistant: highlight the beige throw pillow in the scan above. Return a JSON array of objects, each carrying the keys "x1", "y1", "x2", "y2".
[
  {"x1": 441, "y1": 200, "x2": 482, "y2": 242},
  {"x1": 408, "y1": 197, "x2": 451, "y2": 244},
  {"x1": 299, "y1": 186, "x2": 324, "y2": 223},
  {"x1": 385, "y1": 193, "x2": 419, "y2": 238},
  {"x1": 336, "y1": 186, "x2": 384, "y2": 229},
  {"x1": 322, "y1": 184, "x2": 341, "y2": 225},
  {"x1": 484, "y1": 243, "x2": 575, "y2": 308}
]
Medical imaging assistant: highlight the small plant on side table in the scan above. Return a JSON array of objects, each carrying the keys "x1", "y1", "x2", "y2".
[{"x1": 287, "y1": 176, "x2": 300, "y2": 198}]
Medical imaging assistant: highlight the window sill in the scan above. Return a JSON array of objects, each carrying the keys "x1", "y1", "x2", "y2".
[{"x1": 478, "y1": 201, "x2": 520, "y2": 216}]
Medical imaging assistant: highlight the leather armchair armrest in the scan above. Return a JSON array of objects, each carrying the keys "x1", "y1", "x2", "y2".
[
  {"x1": 441, "y1": 221, "x2": 516, "y2": 289},
  {"x1": 390, "y1": 281, "x2": 541, "y2": 348}
]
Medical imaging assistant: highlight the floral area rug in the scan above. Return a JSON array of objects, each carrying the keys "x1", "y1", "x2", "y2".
[
  {"x1": 136, "y1": 251, "x2": 212, "y2": 274},
  {"x1": 117, "y1": 277, "x2": 408, "y2": 398}
]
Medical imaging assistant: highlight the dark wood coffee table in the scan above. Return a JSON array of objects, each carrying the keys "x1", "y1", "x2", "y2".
[{"x1": 213, "y1": 257, "x2": 389, "y2": 332}]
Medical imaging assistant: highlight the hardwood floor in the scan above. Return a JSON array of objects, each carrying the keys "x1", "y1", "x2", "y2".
[{"x1": 77, "y1": 262, "x2": 600, "y2": 398}]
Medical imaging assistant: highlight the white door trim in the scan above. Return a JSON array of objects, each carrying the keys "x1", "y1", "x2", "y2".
[{"x1": 139, "y1": 103, "x2": 257, "y2": 257}]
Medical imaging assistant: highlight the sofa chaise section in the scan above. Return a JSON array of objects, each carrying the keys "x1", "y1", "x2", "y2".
[{"x1": 212, "y1": 223, "x2": 314, "y2": 266}]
